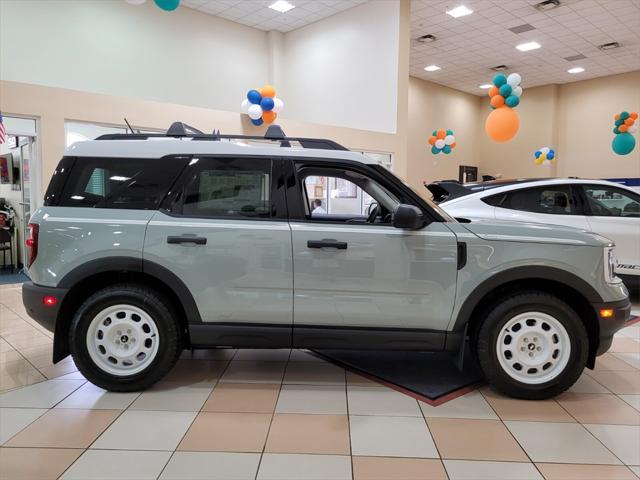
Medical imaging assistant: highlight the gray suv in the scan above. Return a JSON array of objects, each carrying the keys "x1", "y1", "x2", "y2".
[{"x1": 22, "y1": 124, "x2": 631, "y2": 399}]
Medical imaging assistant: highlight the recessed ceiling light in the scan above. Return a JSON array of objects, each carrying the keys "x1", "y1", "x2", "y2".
[
  {"x1": 424, "y1": 65, "x2": 441, "y2": 72},
  {"x1": 599, "y1": 41, "x2": 620, "y2": 50},
  {"x1": 479, "y1": 84, "x2": 493, "y2": 89},
  {"x1": 416, "y1": 34, "x2": 437, "y2": 43},
  {"x1": 567, "y1": 67, "x2": 585, "y2": 74},
  {"x1": 269, "y1": 0, "x2": 295, "y2": 13},
  {"x1": 516, "y1": 41, "x2": 541, "y2": 52},
  {"x1": 490, "y1": 65, "x2": 509, "y2": 71},
  {"x1": 534, "y1": 0, "x2": 561, "y2": 11},
  {"x1": 446, "y1": 5, "x2": 473, "y2": 18}
]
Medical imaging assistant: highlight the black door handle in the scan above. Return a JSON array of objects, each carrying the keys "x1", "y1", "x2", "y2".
[
  {"x1": 307, "y1": 239, "x2": 348, "y2": 250},
  {"x1": 167, "y1": 235, "x2": 207, "y2": 245}
]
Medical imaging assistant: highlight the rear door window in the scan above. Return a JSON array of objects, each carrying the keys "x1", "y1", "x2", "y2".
[
  {"x1": 581, "y1": 185, "x2": 640, "y2": 217},
  {"x1": 500, "y1": 185, "x2": 578, "y2": 215},
  {"x1": 57, "y1": 156, "x2": 188, "y2": 209}
]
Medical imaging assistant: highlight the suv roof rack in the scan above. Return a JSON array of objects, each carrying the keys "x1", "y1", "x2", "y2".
[{"x1": 95, "y1": 122, "x2": 348, "y2": 151}]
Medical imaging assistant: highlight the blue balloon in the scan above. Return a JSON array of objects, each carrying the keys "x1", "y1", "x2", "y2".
[
  {"x1": 260, "y1": 97, "x2": 275, "y2": 111},
  {"x1": 154, "y1": 0, "x2": 180, "y2": 11},
  {"x1": 431, "y1": 146, "x2": 440, "y2": 154},
  {"x1": 615, "y1": 119, "x2": 624, "y2": 127},
  {"x1": 612, "y1": 132, "x2": 636, "y2": 155},
  {"x1": 493, "y1": 74, "x2": 507, "y2": 87},
  {"x1": 534, "y1": 150, "x2": 541, "y2": 158},
  {"x1": 620, "y1": 111, "x2": 630, "y2": 120},
  {"x1": 499, "y1": 84, "x2": 512, "y2": 97},
  {"x1": 505, "y1": 95, "x2": 520, "y2": 107},
  {"x1": 443, "y1": 145, "x2": 452, "y2": 154},
  {"x1": 613, "y1": 127, "x2": 620, "y2": 134},
  {"x1": 251, "y1": 118, "x2": 264, "y2": 126},
  {"x1": 547, "y1": 151, "x2": 555, "y2": 160},
  {"x1": 247, "y1": 90, "x2": 262, "y2": 104}
]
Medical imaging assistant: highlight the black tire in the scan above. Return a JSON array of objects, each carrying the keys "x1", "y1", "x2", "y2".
[
  {"x1": 69, "y1": 284, "x2": 181, "y2": 392},
  {"x1": 475, "y1": 291, "x2": 588, "y2": 400}
]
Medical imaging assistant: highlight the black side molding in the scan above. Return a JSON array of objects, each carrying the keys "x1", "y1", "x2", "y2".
[{"x1": 457, "y1": 242, "x2": 467, "y2": 270}]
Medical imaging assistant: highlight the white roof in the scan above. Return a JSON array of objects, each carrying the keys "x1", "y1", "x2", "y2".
[{"x1": 65, "y1": 138, "x2": 376, "y2": 164}]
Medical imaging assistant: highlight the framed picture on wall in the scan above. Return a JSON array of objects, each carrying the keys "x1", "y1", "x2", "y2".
[{"x1": 314, "y1": 185, "x2": 324, "y2": 198}]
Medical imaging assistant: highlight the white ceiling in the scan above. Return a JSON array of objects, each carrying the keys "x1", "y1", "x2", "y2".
[
  {"x1": 181, "y1": 0, "x2": 367, "y2": 33},
  {"x1": 411, "y1": 0, "x2": 640, "y2": 95}
]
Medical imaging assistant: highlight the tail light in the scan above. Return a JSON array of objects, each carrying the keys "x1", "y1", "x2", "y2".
[{"x1": 26, "y1": 223, "x2": 39, "y2": 268}]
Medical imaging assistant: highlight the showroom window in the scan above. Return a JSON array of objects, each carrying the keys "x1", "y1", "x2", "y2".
[
  {"x1": 64, "y1": 121, "x2": 162, "y2": 147},
  {"x1": 501, "y1": 186, "x2": 577, "y2": 215},
  {"x1": 581, "y1": 185, "x2": 640, "y2": 217}
]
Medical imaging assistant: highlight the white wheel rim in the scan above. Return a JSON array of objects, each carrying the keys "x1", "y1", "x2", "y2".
[
  {"x1": 496, "y1": 311, "x2": 571, "y2": 385},
  {"x1": 86, "y1": 304, "x2": 160, "y2": 376}
]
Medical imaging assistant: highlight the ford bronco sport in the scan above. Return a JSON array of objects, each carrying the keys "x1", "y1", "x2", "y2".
[{"x1": 23, "y1": 123, "x2": 631, "y2": 399}]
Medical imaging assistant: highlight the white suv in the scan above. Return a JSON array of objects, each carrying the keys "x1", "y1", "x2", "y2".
[{"x1": 429, "y1": 178, "x2": 640, "y2": 288}]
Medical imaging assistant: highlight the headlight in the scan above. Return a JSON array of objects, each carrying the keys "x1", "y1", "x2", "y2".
[{"x1": 604, "y1": 246, "x2": 618, "y2": 283}]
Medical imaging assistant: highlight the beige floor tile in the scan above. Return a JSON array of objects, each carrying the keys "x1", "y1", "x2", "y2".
[
  {"x1": 178, "y1": 412, "x2": 271, "y2": 452},
  {"x1": 595, "y1": 353, "x2": 639, "y2": 372},
  {"x1": 348, "y1": 385, "x2": 421, "y2": 417},
  {"x1": 482, "y1": 389, "x2": 574, "y2": 422},
  {"x1": 161, "y1": 359, "x2": 228, "y2": 385},
  {"x1": 283, "y1": 362, "x2": 346, "y2": 385},
  {"x1": 352, "y1": 456, "x2": 448, "y2": 480},
  {"x1": 39, "y1": 361, "x2": 79, "y2": 379},
  {"x1": 55, "y1": 382, "x2": 140, "y2": 410},
  {"x1": 610, "y1": 338, "x2": 640, "y2": 354},
  {"x1": 584, "y1": 424, "x2": 640, "y2": 465},
  {"x1": 346, "y1": 371, "x2": 379, "y2": 386},
  {"x1": 568, "y1": 373, "x2": 612, "y2": 393},
  {"x1": 0, "y1": 408, "x2": 48, "y2": 444},
  {"x1": 0, "y1": 349, "x2": 25, "y2": 364},
  {"x1": 220, "y1": 361, "x2": 286, "y2": 384},
  {"x1": 202, "y1": 383, "x2": 280, "y2": 413},
  {"x1": 3, "y1": 332, "x2": 52, "y2": 350},
  {"x1": 60, "y1": 449, "x2": 173, "y2": 480},
  {"x1": 427, "y1": 418, "x2": 528, "y2": 462},
  {"x1": 5, "y1": 408, "x2": 119, "y2": 448},
  {"x1": 129, "y1": 382, "x2": 213, "y2": 411},
  {"x1": 614, "y1": 353, "x2": 640, "y2": 370},
  {"x1": 277, "y1": 384, "x2": 347, "y2": 414},
  {"x1": 266, "y1": 413, "x2": 350, "y2": 455},
  {"x1": 587, "y1": 370, "x2": 640, "y2": 395},
  {"x1": 536, "y1": 463, "x2": 639, "y2": 480},
  {"x1": 443, "y1": 460, "x2": 543, "y2": 480},
  {"x1": 0, "y1": 378, "x2": 85, "y2": 408},
  {"x1": 0, "y1": 360, "x2": 45, "y2": 392},
  {"x1": 234, "y1": 349, "x2": 291, "y2": 362},
  {"x1": 619, "y1": 394, "x2": 640, "y2": 412},
  {"x1": 0, "y1": 447, "x2": 83, "y2": 480},
  {"x1": 257, "y1": 453, "x2": 352, "y2": 480},
  {"x1": 556, "y1": 392, "x2": 640, "y2": 425},
  {"x1": 160, "y1": 451, "x2": 261, "y2": 480},
  {"x1": 420, "y1": 391, "x2": 498, "y2": 420}
]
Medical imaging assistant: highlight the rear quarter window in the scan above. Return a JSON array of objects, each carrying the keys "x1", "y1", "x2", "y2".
[{"x1": 55, "y1": 156, "x2": 188, "y2": 209}]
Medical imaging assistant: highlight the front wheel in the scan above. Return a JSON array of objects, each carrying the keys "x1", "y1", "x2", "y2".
[
  {"x1": 70, "y1": 284, "x2": 181, "y2": 392},
  {"x1": 476, "y1": 292, "x2": 588, "y2": 400}
]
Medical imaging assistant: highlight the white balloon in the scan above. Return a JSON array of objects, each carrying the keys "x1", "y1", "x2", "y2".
[
  {"x1": 272, "y1": 97, "x2": 284, "y2": 113},
  {"x1": 435, "y1": 139, "x2": 445, "y2": 149},
  {"x1": 241, "y1": 99, "x2": 250, "y2": 114},
  {"x1": 247, "y1": 104, "x2": 263, "y2": 120},
  {"x1": 628, "y1": 124, "x2": 638, "y2": 134},
  {"x1": 444, "y1": 135, "x2": 455, "y2": 146},
  {"x1": 507, "y1": 73, "x2": 521, "y2": 87},
  {"x1": 512, "y1": 86, "x2": 523, "y2": 97},
  {"x1": 540, "y1": 146, "x2": 550, "y2": 154},
  {"x1": 125, "y1": 0, "x2": 147, "y2": 4}
]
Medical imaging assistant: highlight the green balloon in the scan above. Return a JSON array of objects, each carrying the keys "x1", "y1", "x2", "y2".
[
  {"x1": 613, "y1": 127, "x2": 620, "y2": 134},
  {"x1": 154, "y1": 0, "x2": 180, "y2": 11},
  {"x1": 446, "y1": 129, "x2": 453, "y2": 135},
  {"x1": 620, "y1": 111, "x2": 629, "y2": 120},
  {"x1": 432, "y1": 130, "x2": 437, "y2": 136},
  {"x1": 612, "y1": 132, "x2": 636, "y2": 155}
]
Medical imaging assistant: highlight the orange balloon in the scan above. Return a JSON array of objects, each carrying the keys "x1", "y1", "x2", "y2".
[
  {"x1": 490, "y1": 95, "x2": 505, "y2": 108},
  {"x1": 619, "y1": 124, "x2": 628, "y2": 132},
  {"x1": 485, "y1": 107, "x2": 520, "y2": 142},
  {"x1": 630, "y1": 112, "x2": 638, "y2": 119},
  {"x1": 260, "y1": 85, "x2": 276, "y2": 98},
  {"x1": 624, "y1": 118, "x2": 634, "y2": 126},
  {"x1": 450, "y1": 142, "x2": 457, "y2": 148},
  {"x1": 615, "y1": 114, "x2": 621, "y2": 120},
  {"x1": 428, "y1": 136, "x2": 436, "y2": 145},
  {"x1": 262, "y1": 110, "x2": 277, "y2": 123},
  {"x1": 488, "y1": 86, "x2": 499, "y2": 98},
  {"x1": 436, "y1": 129, "x2": 446, "y2": 139}
]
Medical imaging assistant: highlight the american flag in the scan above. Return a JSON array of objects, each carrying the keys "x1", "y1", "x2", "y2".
[{"x1": 0, "y1": 113, "x2": 5, "y2": 144}]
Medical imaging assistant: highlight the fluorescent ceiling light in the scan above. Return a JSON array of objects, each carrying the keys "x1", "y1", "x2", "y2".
[
  {"x1": 516, "y1": 41, "x2": 541, "y2": 52},
  {"x1": 424, "y1": 65, "x2": 441, "y2": 72},
  {"x1": 567, "y1": 67, "x2": 585, "y2": 74},
  {"x1": 269, "y1": 0, "x2": 295, "y2": 13},
  {"x1": 479, "y1": 84, "x2": 493, "y2": 89},
  {"x1": 446, "y1": 5, "x2": 473, "y2": 18}
]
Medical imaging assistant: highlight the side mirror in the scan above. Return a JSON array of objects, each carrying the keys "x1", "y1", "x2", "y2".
[{"x1": 393, "y1": 204, "x2": 424, "y2": 229}]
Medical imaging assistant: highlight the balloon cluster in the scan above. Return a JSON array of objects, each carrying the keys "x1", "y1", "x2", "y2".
[
  {"x1": 427, "y1": 129, "x2": 456, "y2": 154},
  {"x1": 612, "y1": 111, "x2": 638, "y2": 156},
  {"x1": 241, "y1": 85, "x2": 284, "y2": 126},
  {"x1": 534, "y1": 147, "x2": 555, "y2": 165},
  {"x1": 485, "y1": 73, "x2": 523, "y2": 143}
]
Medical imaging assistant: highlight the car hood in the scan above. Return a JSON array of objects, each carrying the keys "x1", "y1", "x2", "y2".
[{"x1": 460, "y1": 219, "x2": 613, "y2": 247}]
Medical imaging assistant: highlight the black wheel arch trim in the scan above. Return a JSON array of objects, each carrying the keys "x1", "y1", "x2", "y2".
[{"x1": 453, "y1": 265, "x2": 604, "y2": 331}]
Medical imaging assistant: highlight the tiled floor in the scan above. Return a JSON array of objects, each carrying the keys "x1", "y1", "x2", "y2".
[{"x1": 0, "y1": 282, "x2": 639, "y2": 479}]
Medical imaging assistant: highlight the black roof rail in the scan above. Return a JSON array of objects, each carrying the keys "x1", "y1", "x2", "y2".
[{"x1": 95, "y1": 123, "x2": 348, "y2": 151}]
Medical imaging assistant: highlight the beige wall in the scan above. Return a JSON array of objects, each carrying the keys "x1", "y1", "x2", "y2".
[{"x1": 407, "y1": 76, "x2": 482, "y2": 189}]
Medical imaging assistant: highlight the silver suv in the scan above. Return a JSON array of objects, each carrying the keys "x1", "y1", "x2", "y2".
[{"x1": 22, "y1": 123, "x2": 631, "y2": 399}]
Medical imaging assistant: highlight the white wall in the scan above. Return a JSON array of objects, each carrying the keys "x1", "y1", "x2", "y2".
[
  {"x1": 281, "y1": 1, "x2": 400, "y2": 134},
  {"x1": 0, "y1": 0, "x2": 268, "y2": 113}
]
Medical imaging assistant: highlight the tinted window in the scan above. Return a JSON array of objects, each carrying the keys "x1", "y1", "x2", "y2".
[
  {"x1": 482, "y1": 193, "x2": 506, "y2": 207},
  {"x1": 582, "y1": 185, "x2": 640, "y2": 217},
  {"x1": 174, "y1": 157, "x2": 272, "y2": 218},
  {"x1": 501, "y1": 186, "x2": 575, "y2": 215},
  {"x1": 58, "y1": 157, "x2": 187, "y2": 209}
]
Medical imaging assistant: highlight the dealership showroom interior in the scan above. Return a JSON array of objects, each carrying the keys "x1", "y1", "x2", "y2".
[{"x1": 1, "y1": 0, "x2": 640, "y2": 479}]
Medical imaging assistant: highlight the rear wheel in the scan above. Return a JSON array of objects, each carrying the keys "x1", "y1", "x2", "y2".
[
  {"x1": 476, "y1": 292, "x2": 588, "y2": 399},
  {"x1": 70, "y1": 284, "x2": 181, "y2": 392}
]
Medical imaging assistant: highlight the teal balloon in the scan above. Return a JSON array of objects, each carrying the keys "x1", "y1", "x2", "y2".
[
  {"x1": 431, "y1": 146, "x2": 440, "y2": 154},
  {"x1": 615, "y1": 119, "x2": 623, "y2": 126},
  {"x1": 446, "y1": 129, "x2": 453, "y2": 135},
  {"x1": 493, "y1": 74, "x2": 507, "y2": 87},
  {"x1": 505, "y1": 95, "x2": 520, "y2": 107},
  {"x1": 154, "y1": 0, "x2": 180, "y2": 10},
  {"x1": 499, "y1": 84, "x2": 512, "y2": 97},
  {"x1": 620, "y1": 111, "x2": 629, "y2": 120},
  {"x1": 612, "y1": 132, "x2": 636, "y2": 155},
  {"x1": 432, "y1": 130, "x2": 437, "y2": 136},
  {"x1": 613, "y1": 127, "x2": 620, "y2": 134},
  {"x1": 443, "y1": 145, "x2": 452, "y2": 154}
]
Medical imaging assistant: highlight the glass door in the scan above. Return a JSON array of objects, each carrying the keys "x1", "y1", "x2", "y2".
[{"x1": 19, "y1": 137, "x2": 33, "y2": 268}]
